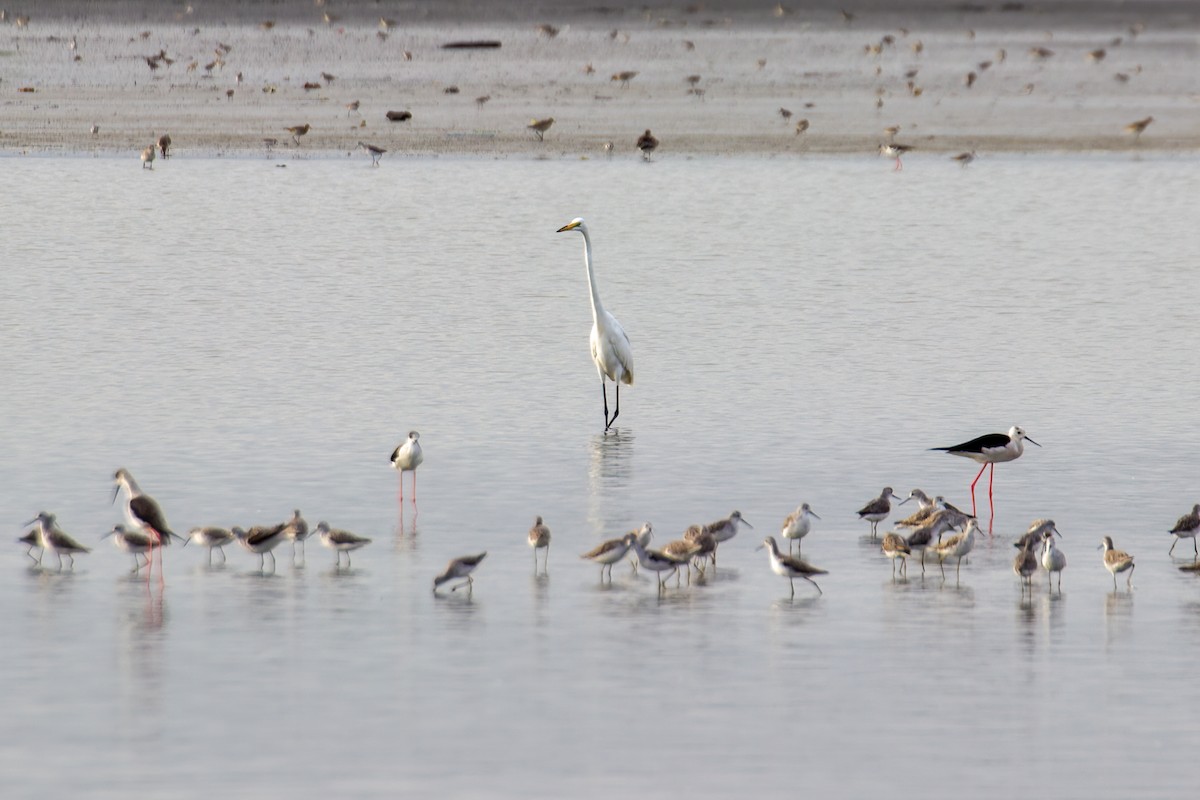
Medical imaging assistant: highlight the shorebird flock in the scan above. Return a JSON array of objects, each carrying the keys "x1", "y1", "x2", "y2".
[{"x1": 33, "y1": 6, "x2": 1159, "y2": 168}]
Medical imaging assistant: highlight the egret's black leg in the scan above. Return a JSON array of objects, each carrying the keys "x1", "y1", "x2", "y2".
[{"x1": 601, "y1": 381, "x2": 611, "y2": 430}]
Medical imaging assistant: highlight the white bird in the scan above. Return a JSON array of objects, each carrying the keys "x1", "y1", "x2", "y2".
[
  {"x1": 1041, "y1": 529, "x2": 1066, "y2": 590},
  {"x1": 556, "y1": 218, "x2": 634, "y2": 432},
  {"x1": 780, "y1": 503, "x2": 820, "y2": 555},
  {"x1": 390, "y1": 431, "x2": 424, "y2": 502}
]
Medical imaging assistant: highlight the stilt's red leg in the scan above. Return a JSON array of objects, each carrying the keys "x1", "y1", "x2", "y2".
[
  {"x1": 988, "y1": 463, "x2": 996, "y2": 532},
  {"x1": 411, "y1": 472, "x2": 417, "y2": 503},
  {"x1": 968, "y1": 462, "x2": 988, "y2": 516}
]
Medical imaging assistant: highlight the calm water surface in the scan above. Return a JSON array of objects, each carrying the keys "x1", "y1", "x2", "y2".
[{"x1": 2, "y1": 153, "x2": 1199, "y2": 798}]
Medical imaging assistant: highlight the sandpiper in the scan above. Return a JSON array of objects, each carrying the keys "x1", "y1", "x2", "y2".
[
  {"x1": 1014, "y1": 519, "x2": 1060, "y2": 551},
  {"x1": 285, "y1": 123, "x2": 311, "y2": 145},
  {"x1": 629, "y1": 536, "x2": 680, "y2": 590},
  {"x1": 103, "y1": 524, "x2": 162, "y2": 572},
  {"x1": 17, "y1": 530, "x2": 41, "y2": 562},
  {"x1": 283, "y1": 509, "x2": 312, "y2": 559},
  {"x1": 433, "y1": 552, "x2": 487, "y2": 593},
  {"x1": 611, "y1": 70, "x2": 638, "y2": 87},
  {"x1": 661, "y1": 538, "x2": 703, "y2": 585},
  {"x1": 1099, "y1": 536, "x2": 1135, "y2": 588},
  {"x1": 345, "y1": 100, "x2": 361, "y2": 117},
  {"x1": 232, "y1": 524, "x2": 288, "y2": 572},
  {"x1": 702, "y1": 510, "x2": 751, "y2": 564},
  {"x1": 475, "y1": 95, "x2": 490, "y2": 109},
  {"x1": 682, "y1": 526, "x2": 718, "y2": 575},
  {"x1": 390, "y1": 431, "x2": 424, "y2": 502},
  {"x1": 858, "y1": 487, "x2": 901, "y2": 538},
  {"x1": 581, "y1": 532, "x2": 637, "y2": 581},
  {"x1": 528, "y1": 516, "x2": 551, "y2": 570},
  {"x1": 184, "y1": 526, "x2": 235, "y2": 564},
  {"x1": 1014, "y1": 540, "x2": 1038, "y2": 589},
  {"x1": 1041, "y1": 530, "x2": 1066, "y2": 590},
  {"x1": 931, "y1": 518, "x2": 980, "y2": 580},
  {"x1": 626, "y1": 522, "x2": 654, "y2": 572},
  {"x1": 881, "y1": 531, "x2": 911, "y2": 578},
  {"x1": 157, "y1": 133, "x2": 171, "y2": 158},
  {"x1": 1168, "y1": 504, "x2": 1199, "y2": 556},
  {"x1": 931, "y1": 426, "x2": 1040, "y2": 521},
  {"x1": 358, "y1": 141, "x2": 386, "y2": 166},
  {"x1": 636, "y1": 129, "x2": 659, "y2": 161},
  {"x1": 25, "y1": 512, "x2": 91, "y2": 570},
  {"x1": 794, "y1": 119, "x2": 810, "y2": 135},
  {"x1": 527, "y1": 117, "x2": 555, "y2": 141},
  {"x1": 780, "y1": 503, "x2": 819, "y2": 556},
  {"x1": 951, "y1": 150, "x2": 976, "y2": 167},
  {"x1": 895, "y1": 492, "x2": 940, "y2": 528},
  {"x1": 879, "y1": 143, "x2": 911, "y2": 170},
  {"x1": 316, "y1": 522, "x2": 372, "y2": 567},
  {"x1": 758, "y1": 536, "x2": 827, "y2": 596},
  {"x1": 140, "y1": 145, "x2": 155, "y2": 169}
]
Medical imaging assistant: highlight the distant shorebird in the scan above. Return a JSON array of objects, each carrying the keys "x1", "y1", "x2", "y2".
[
  {"x1": 1087, "y1": 48, "x2": 1107, "y2": 63},
  {"x1": 794, "y1": 119, "x2": 809, "y2": 135},
  {"x1": 858, "y1": 487, "x2": 901, "y2": 538},
  {"x1": 475, "y1": 95, "x2": 490, "y2": 109},
  {"x1": 904, "y1": 510, "x2": 964, "y2": 573},
  {"x1": 433, "y1": 552, "x2": 487, "y2": 594},
  {"x1": 580, "y1": 532, "x2": 636, "y2": 581},
  {"x1": 759, "y1": 536, "x2": 827, "y2": 596},
  {"x1": 140, "y1": 146, "x2": 155, "y2": 169},
  {"x1": 113, "y1": 468, "x2": 179, "y2": 581},
  {"x1": 1125, "y1": 116, "x2": 1153, "y2": 142},
  {"x1": 316, "y1": 522, "x2": 372, "y2": 567},
  {"x1": 358, "y1": 141, "x2": 386, "y2": 166},
  {"x1": 965, "y1": 71, "x2": 977, "y2": 88},
  {"x1": 1099, "y1": 537, "x2": 1135, "y2": 588},
  {"x1": 951, "y1": 150, "x2": 976, "y2": 167},
  {"x1": 102, "y1": 524, "x2": 162, "y2": 572},
  {"x1": 527, "y1": 117, "x2": 554, "y2": 141},
  {"x1": 390, "y1": 431, "x2": 424, "y2": 502},
  {"x1": 283, "y1": 509, "x2": 312, "y2": 559},
  {"x1": 882, "y1": 531, "x2": 911, "y2": 578},
  {"x1": 90, "y1": 124, "x2": 99, "y2": 136},
  {"x1": 25, "y1": 512, "x2": 90, "y2": 570},
  {"x1": 629, "y1": 536, "x2": 681, "y2": 590},
  {"x1": 285, "y1": 123, "x2": 311, "y2": 145},
  {"x1": 931, "y1": 518, "x2": 980, "y2": 580},
  {"x1": 17, "y1": 530, "x2": 41, "y2": 562},
  {"x1": 611, "y1": 70, "x2": 638, "y2": 87},
  {"x1": 702, "y1": 510, "x2": 751, "y2": 564},
  {"x1": 779, "y1": 107, "x2": 793, "y2": 121},
  {"x1": 1029, "y1": 47, "x2": 1054, "y2": 60},
  {"x1": 627, "y1": 523, "x2": 654, "y2": 573},
  {"x1": 157, "y1": 133, "x2": 171, "y2": 158},
  {"x1": 1014, "y1": 540, "x2": 1038, "y2": 589},
  {"x1": 681, "y1": 526, "x2": 717, "y2": 576},
  {"x1": 636, "y1": 129, "x2": 658, "y2": 161},
  {"x1": 883, "y1": 124, "x2": 900, "y2": 140},
  {"x1": 1041, "y1": 530, "x2": 1066, "y2": 590},
  {"x1": 879, "y1": 143, "x2": 911, "y2": 170},
  {"x1": 931, "y1": 426, "x2": 1040, "y2": 522},
  {"x1": 602, "y1": 141, "x2": 614, "y2": 157},
  {"x1": 345, "y1": 100, "x2": 361, "y2": 117},
  {"x1": 661, "y1": 538, "x2": 703, "y2": 585},
  {"x1": 780, "y1": 503, "x2": 819, "y2": 555},
  {"x1": 1168, "y1": 504, "x2": 1200, "y2": 556},
  {"x1": 184, "y1": 526, "x2": 235, "y2": 564},
  {"x1": 233, "y1": 524, "x2": 288, "y2": 572},
  {"x1": 528, "y1": 516, "x2": 551, "y2": 570},
  {"x1": 1014, "y1": 519, "x2": 1060, "y2": 551}
]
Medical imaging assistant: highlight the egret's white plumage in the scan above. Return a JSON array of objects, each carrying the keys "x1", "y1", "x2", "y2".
[{"x1": 557, "y1": 218, "x2": 634, "y2": 431}]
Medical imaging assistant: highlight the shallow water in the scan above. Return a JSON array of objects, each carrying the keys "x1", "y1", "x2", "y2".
[{"x1": 2, "y1": 153, "x2": 1199, "y2": 798}]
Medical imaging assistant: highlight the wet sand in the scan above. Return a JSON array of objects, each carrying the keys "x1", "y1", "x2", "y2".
[{"x1": 1, "y1": 1, "x2": 1197, "y2": 159}]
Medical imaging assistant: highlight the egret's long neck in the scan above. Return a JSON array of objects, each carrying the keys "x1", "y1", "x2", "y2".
[{"x1": 580, "y1": 228, "x2": 605, "y2": 322}]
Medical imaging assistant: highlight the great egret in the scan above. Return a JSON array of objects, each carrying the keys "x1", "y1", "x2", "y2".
[{"x1": 556, "y1": 218, "x2": 635, "y2": 432}]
